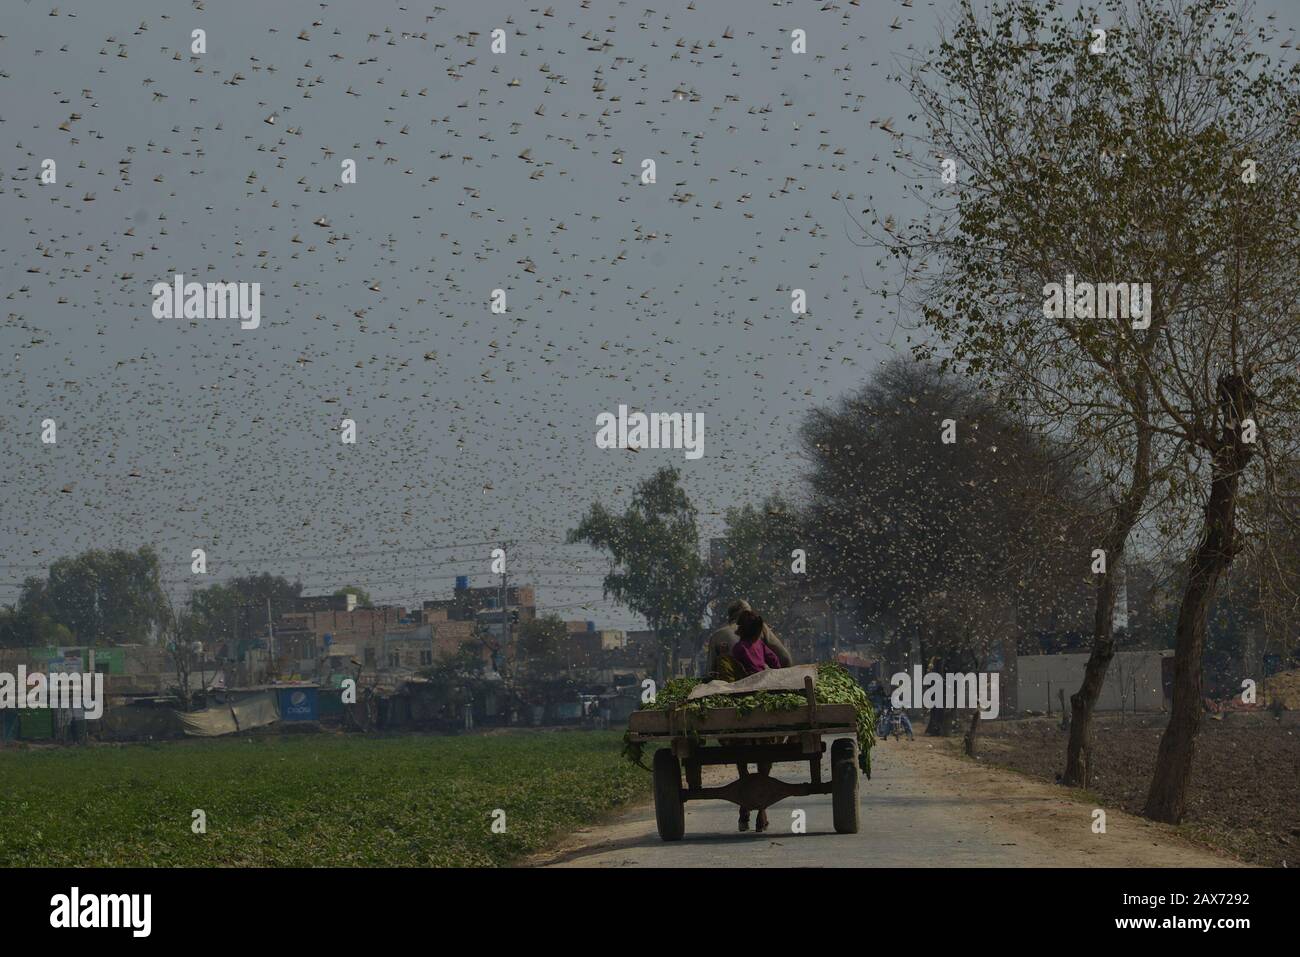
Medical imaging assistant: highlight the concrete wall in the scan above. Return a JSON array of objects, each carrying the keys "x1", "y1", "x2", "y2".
[{"x1": 1017, "y1": 650, "x2": 1170, "y2": 712}]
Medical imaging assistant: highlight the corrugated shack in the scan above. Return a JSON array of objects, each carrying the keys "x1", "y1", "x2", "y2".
[
  {"x1": 384, "y1": 675, "x2": 508, "y2": 731},
  {"x1": 100, "y1": 698, "x2": 186, "y2": 740}
]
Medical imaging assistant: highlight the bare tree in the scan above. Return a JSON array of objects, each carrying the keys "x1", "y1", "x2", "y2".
[{"x1": 868, "y1": 0, "x2": 1300, "y2": 819}]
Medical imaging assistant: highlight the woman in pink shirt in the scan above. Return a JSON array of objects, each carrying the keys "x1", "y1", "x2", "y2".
[{"x1": 732, "y1": 610, "x2": 781, "y2": 675}]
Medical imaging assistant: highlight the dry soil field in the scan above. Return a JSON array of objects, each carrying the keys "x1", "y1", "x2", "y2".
[{"x1": 943, "y1": 712, "x2": 1299, "y2": 866}]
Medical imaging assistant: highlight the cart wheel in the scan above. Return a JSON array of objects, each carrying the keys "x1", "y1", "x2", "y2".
[
  {"x1": 653, "y1": 748, "x2": 685, "y2": 842},
  {"x1": 831, "y1": 739, "x2": 859, "y2": 834}
]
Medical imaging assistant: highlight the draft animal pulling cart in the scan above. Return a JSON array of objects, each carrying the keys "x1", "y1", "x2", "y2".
[{"x1": 626, "y1": 667, "x2": 861, "y2": 841}]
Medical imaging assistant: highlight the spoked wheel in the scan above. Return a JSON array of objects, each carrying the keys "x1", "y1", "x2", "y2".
[
  {"x1": 831, "y1": 738, "x2": 860, "y2": 834},
  {"x1": 653, "y1": 748, "x2": 686, "y2": 841}
]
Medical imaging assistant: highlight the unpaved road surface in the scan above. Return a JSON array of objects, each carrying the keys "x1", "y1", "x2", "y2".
[{"x1": 533, "y1": 736, "x2": 1246, "y2": 867}]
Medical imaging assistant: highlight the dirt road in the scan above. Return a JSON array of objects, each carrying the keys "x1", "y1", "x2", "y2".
[{"x1": 533, "y1": 736, "x2": 1245, "y2": 867}]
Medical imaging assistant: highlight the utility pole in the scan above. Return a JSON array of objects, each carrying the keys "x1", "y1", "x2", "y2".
[
  {"x1": 499, "y1": 545, "x2": 516, "y2": 729},
  {"x1": 266, "y1": 597, "x2": 275, "y2": 681},
  {"x1": 501, "y1": 555, "x2": 512, "y2": 661}
]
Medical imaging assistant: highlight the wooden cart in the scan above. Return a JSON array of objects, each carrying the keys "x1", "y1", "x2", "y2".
[{"x1": 626, "y1": 675, "x2": 861, "y2": 841}]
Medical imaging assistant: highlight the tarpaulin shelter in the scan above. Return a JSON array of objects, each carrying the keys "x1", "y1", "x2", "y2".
[{"x1": 177, "y1": 689, "x2": 280, "y2": 736}]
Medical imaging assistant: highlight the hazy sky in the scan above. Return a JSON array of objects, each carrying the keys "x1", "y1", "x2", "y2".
[{"x1": 3, "y1": 0, "x2": 1298, "y2": 629}]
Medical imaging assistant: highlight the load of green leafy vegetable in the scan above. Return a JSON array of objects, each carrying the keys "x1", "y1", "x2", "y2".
[{"x1": 622, "y1": 662, "x2": 875, "y2": 777}]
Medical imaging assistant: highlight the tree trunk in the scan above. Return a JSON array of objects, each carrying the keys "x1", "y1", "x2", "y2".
[
  {"x1": 923, "y1": 649, "x2": 953, "y2": 736},
  {"x1": 1063, "y1": 404, "x2": 1153, "y2": 786},
  {"x1": 1001, "y1": 629, "x2": 1019, "y2": 717},
  {"x1": 1063, "y1": 562, "x2": 1122, "y2": 783},
  {"x1": 1144, "y1": 393, "x2": 1251, "y2": 822},
  {"x1": 963, "y1": 710, "x2": 980, "y2": 756},
  {"x1": 926, "y1": 708, "x2": 956, "y2": 736}
]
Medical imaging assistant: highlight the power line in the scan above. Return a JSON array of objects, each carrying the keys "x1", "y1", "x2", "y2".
[{"x1": 0, "y1": 539, "x2": 603, "y2": 570}]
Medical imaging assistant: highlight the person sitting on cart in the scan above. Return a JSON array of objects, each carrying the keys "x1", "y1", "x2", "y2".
[
  {"x1": 706, "y1": 599, "x2": 792, "y2": 681},
  {"x1": 731, "y1": 609, "x2": 782, "y2": 675}
]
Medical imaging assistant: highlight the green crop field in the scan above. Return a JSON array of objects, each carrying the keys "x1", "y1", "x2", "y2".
[{"x1": 0, "y1": 730, "x2": 650, "y2": 867}]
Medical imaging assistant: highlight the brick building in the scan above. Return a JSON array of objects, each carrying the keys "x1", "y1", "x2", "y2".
[
  {"x1": 277, "y1": 604, "x2": 418, "y2": 670},
  {"x1": 423, "y1": 583, "x2": 537, "y2": 622}
]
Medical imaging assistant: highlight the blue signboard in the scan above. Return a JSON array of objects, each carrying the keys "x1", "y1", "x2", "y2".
[{"x1": 277, "y1": 687, "x2": 318, "y2": 721}]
